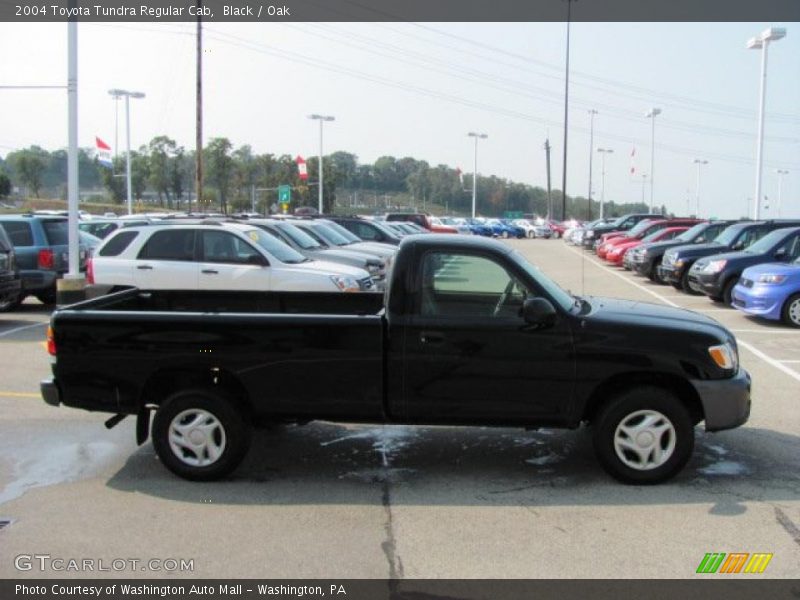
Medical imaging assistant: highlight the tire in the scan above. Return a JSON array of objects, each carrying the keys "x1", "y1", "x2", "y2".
[
  {"x1": 36, "y1": 288, "x2": 57, "y2": 305},
  {"x1": 781, "y1": 293, "x2": 800, "y2": 328},
  {"x1": 592, "y1": 387, "x2": 694, "y2": 484},
  {"x1": 0, "y1": 295, "x2": 22, "y2": 312},
  {"x1": 152, "y1": 388, "x2": 251, "y2": 481},
  {"x1": 721, "y1": 277, "x2": 737, "y2": 307},
  {"x1": 680, "y1": 270, "x2": 702, "y2": 295}
]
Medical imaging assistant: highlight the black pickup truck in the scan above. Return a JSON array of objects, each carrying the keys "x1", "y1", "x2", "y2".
[{"x1": 41, "y1": 235, "x2": 751, "y2": 484}]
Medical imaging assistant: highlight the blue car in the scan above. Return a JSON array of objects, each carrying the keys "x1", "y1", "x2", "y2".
[
  {"x1": 732, "y1": 257, "x2": 800, "y2": 327},
  {"x1": 486, "y1": 219, "x2": 525, "y2": 239},
  {"x1": 466, "y1": 219, "x2": 493, "y2": 237}
]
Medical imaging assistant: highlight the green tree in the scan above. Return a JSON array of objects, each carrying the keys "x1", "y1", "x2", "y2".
[
  {"x1": 100, "y1": 156, "x2": 125, "y2": 203},
  {"x1": 204, "y1": 137, "x2": 234, "y2": 212},
  {"x1": 8, "y1": 146, "x2": 48, "y2": 197},
  {"x1": 0, "y1": 173, "x2": 10, "y2": 198},
  {"x1": 147, "y1": 136, "x2": 177, "y2": 207}
]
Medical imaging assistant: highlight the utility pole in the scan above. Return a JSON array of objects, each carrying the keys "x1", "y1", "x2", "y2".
[
  {"x1": 775, "y1": 169, "x2": 788, "y2": 217},
  {"x1": 693, "y1": 159, "x2": 708, "y2": 217},
  {"x1": 561, "y1": 0, "x2": 574, "y2": 221},
  {"x1": 645, "y1": 107, "x2": 662, "y2": 213},
  {"x1": 587, "y1": 109, "x2": 598, "y2": 220},
  {"x1": 597, "y1": 148, "x2": 613, "y2": 219},
  {"x1": 194, "y1": 4, "x2": 203, "y2": 214},
  {"x1": 544, "y1": 138, "x2": 552, "y2": 219}
]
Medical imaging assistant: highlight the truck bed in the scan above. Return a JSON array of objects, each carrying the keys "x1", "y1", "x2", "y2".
[{"x1": 49, "y1": 288, "x2": 386, "y2": 421}]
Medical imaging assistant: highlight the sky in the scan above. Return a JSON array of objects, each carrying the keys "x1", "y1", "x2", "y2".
[{"x1": 0, "y1": 20, "x2": 798, "y2": 219}]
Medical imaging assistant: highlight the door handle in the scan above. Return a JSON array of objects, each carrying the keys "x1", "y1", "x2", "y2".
[
  {"x1": 420, "y1": 331, "x2": 445, "y2": 346},
  {"x1": 136, "y1": 265, "x2": 153, "y2": 270},
  {"x1": 201, "y1": 269, "x2": 219, "y2": 275}
]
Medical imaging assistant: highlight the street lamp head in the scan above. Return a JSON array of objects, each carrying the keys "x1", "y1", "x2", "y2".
[
  {"x1": 108, "y1": 88, "x2": 125, "y2": 97},
  {"x1": 467, "y1": 132, "x2": 488, "y2": 139},
  {"x1": 761, "y1": 27, "x2": 787, "y2": 42},
  {"x1": 108, "y1": 88, "x2": 145, "y2": 99},
  {"x1": 130, "y1": 92, "x2": 146, "y2": 99},
  {"x1": 776, "y1": 169, "x2": 789, "y2": 175},
  {"x1": 746, "y1": 37, "x2": 763, "y2": 49},
  {"x1": 693, "y1": 159, "x2": 708, "y2": 165},
  {"x1": 645, "y1": 108, "x2": 662, "y2": 118},
  {"x1": 597, "y1": 148, "x2": 614, "y2": 154},
  {"x1": 309, "y1": 114, "x2": 335, "y2": 121}
]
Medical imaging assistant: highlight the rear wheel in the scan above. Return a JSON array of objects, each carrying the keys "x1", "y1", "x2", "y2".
[
  {"x1": 782, "y1": 293, "x2": 800, "y2": 328},
  {"x1": 593, "y1": 387, "x2": 694, "y2": 484},
  {"x1": 0, "y1": 295, "x2": 22, "y2": 312},
  {"x1": 152, "y1": 388, "x2": 251, "y2": 481}
]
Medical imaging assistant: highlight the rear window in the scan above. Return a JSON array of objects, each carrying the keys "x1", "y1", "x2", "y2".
[
  {"x1": 42, "y1": 219, "x2": 69, "y2": 245},
  {"x1": 99, "y1": 230, "x2": 139, "y2": 257},
  {"x1": 0, "y1": 221, "x2": 34, "y2": 246}
]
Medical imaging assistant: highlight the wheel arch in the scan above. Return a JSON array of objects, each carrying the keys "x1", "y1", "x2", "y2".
[
  {"x1": 139, "y1": 367, "x2": 252, "y2": 414},
  {"x1": 580, "y1": 371, "x2": 704, "y2": 426}
]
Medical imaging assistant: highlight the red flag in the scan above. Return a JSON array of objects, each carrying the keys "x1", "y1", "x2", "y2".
[
  {"x1": 296, "y1": 155, "x2": 308, "y2": 181},
  {"x1": 95, "y1": 137, "x2": 112, "y2": 168}
]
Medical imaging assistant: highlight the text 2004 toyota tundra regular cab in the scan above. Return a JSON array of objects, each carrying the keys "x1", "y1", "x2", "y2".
[{"x1": 41, "y1": 235, "x2": 751, "y2": 484}]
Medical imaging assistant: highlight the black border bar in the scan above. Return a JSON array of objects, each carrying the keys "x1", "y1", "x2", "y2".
[{"x1": 3, "y1": 0, "x2": 800, "y2": 22}]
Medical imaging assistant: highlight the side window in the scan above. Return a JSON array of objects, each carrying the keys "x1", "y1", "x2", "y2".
[
  {"x1": 0, "y1": 221, "x2": 34, "y2": 246},
  {"x1": 622, "y1": 218, "x2": 635, "y2": 230},
  {"x1": 201, "y1": 231, "x2": 261, "y2": 264},
  {"x1": 739, "y1": 227, "x2": 765, "y2": 249},
  {"x1": 782, "y1": 235, "x2": 800, "y2": 259},
  {"x1": 355, "y1": 222, "x2": 379, "y2": 241},
  {"x1": 98, "y1": 231, "x2": 139, "y2": 257},
  {"x1": 138, "y1": 229, "x2": 196, "y2": 261},
  {"x1": 420, "y1": 252, "x2": 530, "y2": 318}
]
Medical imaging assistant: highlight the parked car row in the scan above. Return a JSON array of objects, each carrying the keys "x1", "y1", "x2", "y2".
[{"x1": 573, "y1": 213, "x2": 800, "y2": 328}]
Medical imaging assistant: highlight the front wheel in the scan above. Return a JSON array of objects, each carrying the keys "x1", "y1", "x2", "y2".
[
  {"x1": 152, "y1": 388, "x2": 251, "y2": 481},
  {"x1": 593, "y1": 387, "x2": 694, "y2": 484},
  {"x1": 782, "y1": 293, "x2": 800, "y2": 328},
  {"x1": 0, "y1": 295, "x2": 22, "y2": 312}
]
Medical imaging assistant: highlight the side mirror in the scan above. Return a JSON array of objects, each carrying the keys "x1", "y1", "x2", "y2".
[
  {"x1": 522, "y1": 297, "x2": 557, "y2": 328},
  {"x1": 775, "y1": 248, "x2": 787, "y2": 260},
  {"x1": 695, "y1": 237, "x2": 705, "y2": 243},
  {"x1": 732, "y1": 241, "x2": 745, "y2": 251}
]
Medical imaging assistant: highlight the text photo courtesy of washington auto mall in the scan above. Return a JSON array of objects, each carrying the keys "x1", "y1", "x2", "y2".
[{"x1": 1, "y1": 0, "x2": 799, "y2": 599}]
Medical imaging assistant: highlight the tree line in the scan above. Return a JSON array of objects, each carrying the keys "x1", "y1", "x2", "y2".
[{"x1": 0, "y1": 137, "x2": 653, "y2": 219}]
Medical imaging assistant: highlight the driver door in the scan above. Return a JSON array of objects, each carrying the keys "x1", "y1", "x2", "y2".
[{"x1": 397, "y1": 250, "x2": 575, "y2": 424}]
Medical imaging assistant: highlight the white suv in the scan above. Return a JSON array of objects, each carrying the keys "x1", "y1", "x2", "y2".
[{"x1": 88, "y1": 222, "x2": 374, "y2": 293}]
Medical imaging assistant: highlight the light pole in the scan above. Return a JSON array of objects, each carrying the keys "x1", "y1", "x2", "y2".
[
  {"x1": 693, "y1": 159, "x2": 708, "y2": 217},
  {"x1": 645, "y1": 107, "x2": 661, "y2": 214},
  {"x1": 748, "y1": 27, "x2": 786, "y2": 220},
  {"x1": 468, "y1": 132, "x2": 488, "y2": 219},
  {"x1": 775, "y1": 169, "x2": 789, "y2": 217},
  {"x1": 587, "y1": 109, "x2": 598, "y2": 219},
  {"x1": 108, "y1": 89, "x2": 145, "y2": 216},
  {"x1": 597, "y1": 148, "x2": 614, "y2": 219},
  {"x1": 308, "y1": 114, "x2": 335, "y2": 214}
]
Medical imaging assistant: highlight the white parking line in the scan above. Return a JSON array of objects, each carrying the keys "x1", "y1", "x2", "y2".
[
  {"x1": 0, "y1": 321, "x2": 47, "y2": 338},
  {"x1": 565, "y1": 245, "x2": 800, "y2": 384},
  {"x1": 730, "y1": 329, "x2": 800, "y2": 335}
]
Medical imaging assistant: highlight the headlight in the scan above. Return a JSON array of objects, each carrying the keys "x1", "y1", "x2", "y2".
[
  {"x1": 330, "y1": 275, "x2": 360, "y2": 292},
  {"x1": 758, "y1": 274, "x2": 787, "y2": 284},
  {"x1": 586, "y1": 231, "x2": 595, "y2": 238},
  {"x1": 708, "y1": 342, "x2": 738, "y2": 372},
  {"x1": 366, "y1": 261, "x2": 381, "y2": 274},
  {"x1": 703, "y1": 259, "x2": 727, "y2": 274},
  {"x1": 674, "y1": 258, "x2": 685, "y2": 267}
]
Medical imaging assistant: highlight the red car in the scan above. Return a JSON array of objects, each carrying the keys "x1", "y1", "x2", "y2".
[
  {"x1": 385, "y1": 213, "x2": 458, "y2": 234},
  {"x1": 605, "y1": 226, "x2": 690, "y2": 266},
  {"x1": 597, "y1": 218, "x2": 700, "y2": 259}
]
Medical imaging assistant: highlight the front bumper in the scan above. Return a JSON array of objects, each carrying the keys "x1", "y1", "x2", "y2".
[
  {"x1": 0, "y1": 276, "x2": 21, "y2": 300},
  {"x1": 687, "y1": 270, "x2": 722, "y2": 296},
  {"x1": 731, "y1": 284, "x2": 784, "y2": 320},
  {"x1": 691, "y1": 368, "x2": 751, "y2": 432},
  {"x1": 40, "y1": 379, "x2": 61, "y2": 407},
  {"x1": 658, "y1": 263, "x2": 685, "y2": 285}
]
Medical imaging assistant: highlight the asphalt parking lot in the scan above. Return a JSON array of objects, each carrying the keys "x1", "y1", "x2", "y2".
[{"x1": 0, "y1": 238, "x2": 798, "y2": 579}]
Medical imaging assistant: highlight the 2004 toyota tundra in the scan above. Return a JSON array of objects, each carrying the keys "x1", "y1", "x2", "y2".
[{"x1": 41, "y1": 234, "x2": 751, "y2": 484}]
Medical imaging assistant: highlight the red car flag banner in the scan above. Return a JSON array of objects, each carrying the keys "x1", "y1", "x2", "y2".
[
  {"x1": 96, "y1": 137, "x2": 113, "y2": 169},
  {"x1": 296, "y1": 155, "x2": 308, "y2": 181}
]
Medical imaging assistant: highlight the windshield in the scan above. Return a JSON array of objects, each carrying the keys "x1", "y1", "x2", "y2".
[
  {"x1": 628, "y1": 219, "x2": 661, "y2": 237},
  {"x1": 610, "y1": 216, "x2": 627, "y2": 227},
  {"x1": 308, "y1": 223, "x2": 351, "y2": 246},
  {"x1": 641, "y1": 229, "x2": 667, "y2": 243},
  {"x1": 508, "y1": 250, "x2": 575, "y2": 312},
  {"x1": 713, "y1": 224, "x2": 746, "y2": 246},
  {"x1": 324, "y1": 221, "x2": 363, "y2": 244},
  {"x1": 244, "y1": 228, "x2": 308, "y2": 263},
  {"x1": 674, "y1": 222, "x2": 708, "y2": 242},
  {"x1": 276, "y1": 222, "x2": 323, "y2": 250},
  {"x1": 744, "y1": 229, "x2": 790, "y2": 254}
]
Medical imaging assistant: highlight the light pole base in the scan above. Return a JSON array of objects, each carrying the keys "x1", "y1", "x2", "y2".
[{"x1": 56, "y1": 275, "x2": 87, "y2": 307}]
